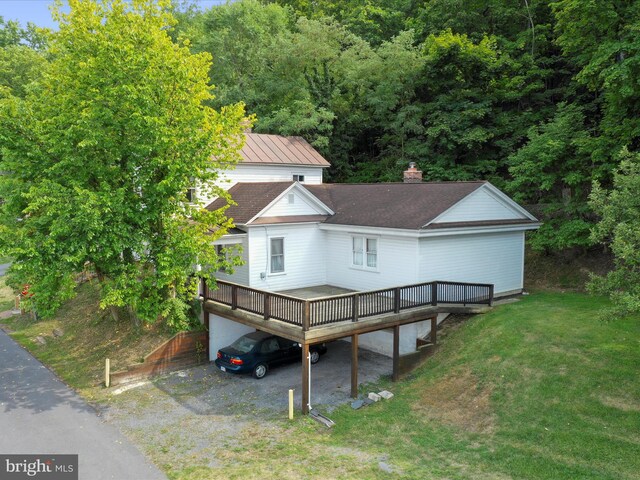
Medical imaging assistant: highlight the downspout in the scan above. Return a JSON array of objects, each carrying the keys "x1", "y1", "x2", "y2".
[{"x1": 263, "y1": 226, "x2": 269, "y2": 285}]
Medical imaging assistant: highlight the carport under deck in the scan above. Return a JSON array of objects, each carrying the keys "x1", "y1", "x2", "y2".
[{"x1": 203, "y1": 279, "x2": 493, "y2": 414}]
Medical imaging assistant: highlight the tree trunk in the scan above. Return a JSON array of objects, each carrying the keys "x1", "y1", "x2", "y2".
[{"x1": 127, "y1": 305, "x2": 141, "y2": 329}]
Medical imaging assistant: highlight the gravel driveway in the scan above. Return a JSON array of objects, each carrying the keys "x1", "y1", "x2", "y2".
[{"x1": 100, "y1": 340, "x2": 391, "y2": 474}]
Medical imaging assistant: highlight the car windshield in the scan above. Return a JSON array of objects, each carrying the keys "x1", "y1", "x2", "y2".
[{"x1": 229, "y1": 335, "x2": 258, "y2": 354}]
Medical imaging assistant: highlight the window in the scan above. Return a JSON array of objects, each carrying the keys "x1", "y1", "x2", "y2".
[
  {"x1": 260, "y1": 338, "x2": 280, "y2": 354},
  {"x1": 352, "y1": 236, "x2": 378, "y2": 270},
  {"x1": 215, "y1": 244, "x2": 228, "y2": 272},
  {"x1": 185, "y1": 177, "x2": 196, "y2": 203},
  {"x1": 352, "y1": 237, "x2": 363, "y2": 266},
  {"x1": 288, "y1": 193, "x2": 295, "y2": 204},
  {"x1": 366, "y1": 238, "x2": 378, "y2": 268},
  {"x1": 270, "y1": 238, "x2": 285, "y2": 274},
  {"x1": 293, "y1": 174, "x2": 305, "y2": 182}
]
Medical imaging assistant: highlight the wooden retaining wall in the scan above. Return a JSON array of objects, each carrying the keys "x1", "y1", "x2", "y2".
[{"x1": 110, "y1": 331, "x2": 208, "y2": 386}]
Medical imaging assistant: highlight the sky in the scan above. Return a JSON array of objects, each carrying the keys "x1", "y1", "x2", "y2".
[{"x1": 0, "y1": 1, "x2": 228, "y2": 29}]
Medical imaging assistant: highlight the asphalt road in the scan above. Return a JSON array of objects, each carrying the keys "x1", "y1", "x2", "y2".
[
  {"x1": 0, "y1": 329, "x2": 166, "y2": 480},
  {"x1": 0, "y1": 263, "x2": 10, "y2": 276}
]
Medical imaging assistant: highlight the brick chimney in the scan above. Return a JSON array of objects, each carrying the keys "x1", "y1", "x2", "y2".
[{"x1": 403, "y1": 162, "x2": 422, "y2": 183}]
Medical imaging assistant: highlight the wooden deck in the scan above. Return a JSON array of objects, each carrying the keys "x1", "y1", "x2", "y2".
[
  {"x1": 203, "y1": 279, "x2": 493, "y2": 343},
  {"x1": 203, "y1": 279, "x2": 494, "y2": 415}
]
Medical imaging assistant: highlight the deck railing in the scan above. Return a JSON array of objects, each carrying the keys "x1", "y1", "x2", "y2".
[{"x1": 204, "y1": 279, "x2": 494, "y2": 331}]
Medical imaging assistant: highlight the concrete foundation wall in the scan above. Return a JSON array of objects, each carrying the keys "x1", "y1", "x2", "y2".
[
  {"x1": 208, "y1": 313, "x2": 255, "y2": 361},
  {"x1": 345, "y1": 313, "x2": 449, "y2": 358}
]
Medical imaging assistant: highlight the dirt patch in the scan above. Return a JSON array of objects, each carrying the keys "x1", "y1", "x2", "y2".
[
  {"x1": 412, "y1": 368, "x2": 496, "y2": 434},
  {"x1": 524, "y1": 248, "x2": 613, "y2": 292},
  {"x1": 599, "y1": 394, "x2": 640, "y2": 413}
]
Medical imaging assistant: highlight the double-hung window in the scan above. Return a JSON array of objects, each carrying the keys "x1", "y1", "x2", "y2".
[
  {"x1": 270, "y1": 238, "x2": 285, "y2": 274},
  {"x1": 352, "y1": 236, "x2": 378, "y2": 270},
  {"x1": 215, "y1": 244, "x2": 228, "y2": 273}
]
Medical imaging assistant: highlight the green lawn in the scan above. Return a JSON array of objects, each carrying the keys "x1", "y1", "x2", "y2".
[
  {"x1": 0, "y1": 276, "x2": 15, "y2": 312},
  {"x1": 188, "y1": 292, "x2": 639, "y2": 480}
]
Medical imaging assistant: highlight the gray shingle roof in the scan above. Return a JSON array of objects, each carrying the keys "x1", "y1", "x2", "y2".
[
  {"x1": 304, "y1": 182, "x2": 488, "y2": 229},
  {"x1": 207, "y1": 181, "x2": 538, "y2": 230},
  {"x1": 206, "y1": 182, "x2": 294, "y2": 224}
]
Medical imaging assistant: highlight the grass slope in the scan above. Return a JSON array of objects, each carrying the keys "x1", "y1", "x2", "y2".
[
  {"x1": 1, "y1": 282, "x2": 173, "y2": 399},
  {"x1": 187, "y1": 292, "x2": 638, "y2": 480},
  {"x1": 319, "y1": 293, "x2": 640, "y2": 480},
  {"x1": 0, "y1": 276, "x2": 15, "y2": 311}
]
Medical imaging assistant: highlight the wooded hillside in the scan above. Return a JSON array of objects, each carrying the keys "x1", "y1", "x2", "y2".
[{"x1": 172, "y1": 0, "x2": 639, "y2": 253}]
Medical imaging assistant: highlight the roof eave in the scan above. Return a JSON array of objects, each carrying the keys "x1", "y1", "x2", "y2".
[{"x1": 240, "y1": 161, "x2": 331, "y2": 168}]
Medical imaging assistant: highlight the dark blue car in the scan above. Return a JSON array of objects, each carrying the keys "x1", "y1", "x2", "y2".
[{"x1": 215, "y1": 331, "x2": 327, "y2": 379}]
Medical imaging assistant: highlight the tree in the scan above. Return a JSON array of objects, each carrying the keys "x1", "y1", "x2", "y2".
[
  {"x1": 192, "y1": 0, "x2": 294, "y2": 114},
  {"x1": 588, "y1": 149, "x2": 640, "y2": 319},
  {"x1": 0, "y1": 0, "x2": 247, "y2": 329},
  {"x1": 0, "y1": 17, "x2": 49, "y2": 98},
  {"x1": 0, "y1": 17, "x2": 22, "y2": 47},
  {"x1": 0, "y1": 45, "x2": 48, "y2": 98},
  {"x1": 508, "y1": 102, "x2": 594, "y2": 251},
  {"x1": 267, "y1": 0, "x2": 418, "y2": 45},
  {"x1": 553, "y1": 0, "x2": 640, "y2": 161},
  {"x1": 418, "y1": 30, "x2": 506, "y2": 181}
]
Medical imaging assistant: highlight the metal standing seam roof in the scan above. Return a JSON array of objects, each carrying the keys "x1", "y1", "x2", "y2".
[{"x1": 240, "y1": 133, "x2": 331, "y2": 167}]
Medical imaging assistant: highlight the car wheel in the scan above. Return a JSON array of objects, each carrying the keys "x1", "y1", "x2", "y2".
[
  {"x1": 253, "y1": 363, "x2": 268, "y2": 379},
  {"x1": 310, "y1": 350, "x2": 320, "y2": 364}
]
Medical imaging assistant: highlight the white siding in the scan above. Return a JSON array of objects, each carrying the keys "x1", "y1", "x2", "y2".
[
  {"x1": 261, "y1": 190, "x2": 326, "y2": 217},
  {"x1": 324, "y1": 230, "x2": 419, "y2": 291},
  {"x1": 247, "y1": 224, "x2": 327, "y2": 291},
  {"x1": 198, "y1": 165, "x2": 324, "y2": 206},
  {"x1": 212, "y1": 238, "x2": 249, "y2": 285},
  {"x1": 436, "y1": 187, "x2": 524, "y2": 223},
  {"x1": 418, "y1": 231, "x2": 524, "y2": 294},
  {"x1": 220, "y1": 164, "x2": 323, "y2": 186}
]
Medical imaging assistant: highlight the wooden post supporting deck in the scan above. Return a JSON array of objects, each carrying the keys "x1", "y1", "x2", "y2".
[
  {"x1": 351, "y1": 334, "x2": 359, "y2": 398},
  {"x1": 302, "y1": 343, "x2": 310, "y2": 415},
  {"x1": 430, "y1": 316, "x2": 437, "y2": 345},
  {"x1": 392, "y1": 325, "x2": 400, "y2": 382}
]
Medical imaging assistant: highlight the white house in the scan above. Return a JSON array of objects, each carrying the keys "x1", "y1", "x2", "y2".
[{"x1": 203, "y1": 133, "x2": 540, "y2": 357}]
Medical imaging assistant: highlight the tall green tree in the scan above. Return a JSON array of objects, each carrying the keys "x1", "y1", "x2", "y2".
[
  {"x1": 588, "y1": 149, "x2": 640, "y2": 319},
  {"x1": 193, "y1": 0, "x2": 295, "y2": 113},
  {"x1": 508, "y1": 102, "x2": 595, "y2": 251},
  {"x1": 418, "y1": 30, "x2": 507, "y2": 180},
  {"x1": 552, "y1": 0, "x2": 640, "y2": 161},
  {"x1": 0, "y1": 0, "x2": 247, "y2": 329},
  {"x1": 0, "y1": 17, "x2": 49, "y2": 98},
  {"x1": 267, "y1": 0, "x2": 418, "y2": 45}
]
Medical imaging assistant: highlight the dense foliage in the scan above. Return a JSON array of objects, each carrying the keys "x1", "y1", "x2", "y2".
[
  {"x1": 589, "y1": 149, "x2": 640, "y2": 318},
  {"x1": 0, "y1": 1, "x2": 246, "y2": 328}
]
